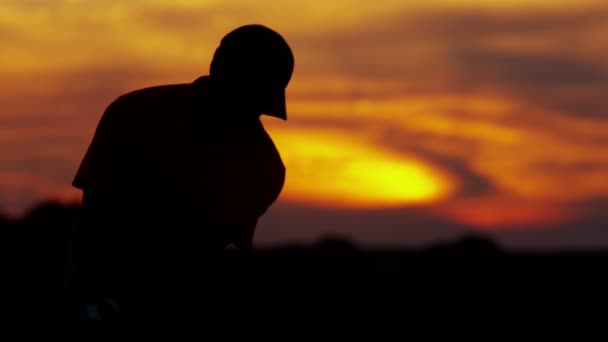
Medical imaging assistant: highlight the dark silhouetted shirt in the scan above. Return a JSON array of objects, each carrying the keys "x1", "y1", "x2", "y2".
[{"x1": 73, "y1": 76, "x2": 285, "y2": 250}]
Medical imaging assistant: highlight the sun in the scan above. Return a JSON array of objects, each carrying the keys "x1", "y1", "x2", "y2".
[{"x1": 265, "y1": 128, "x2": 456, "y2": 208}]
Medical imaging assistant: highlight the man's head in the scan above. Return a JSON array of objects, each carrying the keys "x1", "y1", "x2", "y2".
[{"x1": 210, "y1": 24, "x2": 294, "y2": 120}]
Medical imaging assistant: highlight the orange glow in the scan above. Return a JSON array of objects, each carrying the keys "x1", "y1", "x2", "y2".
[
  {"x1": 265, "y1": 128, "x2": 456, "y2": 208},
  {"x1": 0, "y1": 171, "x2": 81, "y2": 218},
  {"x1": 277, "y1": 95, "x2": 608, "y2": 203},
  {"x1": 438, "y1": 197, "x2": 582, "y2": 229},
  {"x1": 287, "y1": 95, "x2": 523, "y2": 144}
]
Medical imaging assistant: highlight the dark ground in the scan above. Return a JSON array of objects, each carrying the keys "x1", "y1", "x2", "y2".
[{"x1": 1, "y1": 202, "x2": 606, "y2": 337}]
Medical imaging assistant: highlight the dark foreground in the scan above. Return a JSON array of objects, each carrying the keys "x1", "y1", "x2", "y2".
[
  {"x1": 1, "y1": 203, "x2": 606, "y2": 337},
  {"x1": 2, "y1": 238, "x2": 607, "y2": 338}
]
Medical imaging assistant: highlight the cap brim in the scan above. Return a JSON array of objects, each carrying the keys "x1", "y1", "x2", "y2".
[{"x1": 261, "y1": 89, "x2": 287, "y2": 120}]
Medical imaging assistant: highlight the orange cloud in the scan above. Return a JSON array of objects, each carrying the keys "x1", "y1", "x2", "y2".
[
  {"x1": 436, "y1": 196, "x2": 583, "y2": 229},
  {"x1": 265, "y1": 127, "x2": 457, "y2": 208}
]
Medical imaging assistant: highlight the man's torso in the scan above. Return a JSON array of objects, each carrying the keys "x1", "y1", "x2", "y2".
[{"x1": 73, "y1": 77, "x2": 285, "y2": 240}]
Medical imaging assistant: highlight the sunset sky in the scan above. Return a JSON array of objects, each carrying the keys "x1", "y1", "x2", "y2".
[{"x1": 1, "y1": 0, "x2": 607, "y2": 249}]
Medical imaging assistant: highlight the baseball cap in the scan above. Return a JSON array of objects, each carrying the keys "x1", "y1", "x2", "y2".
[{"x1": 210, "y1": 24, "x2": 294, "y2": 120}]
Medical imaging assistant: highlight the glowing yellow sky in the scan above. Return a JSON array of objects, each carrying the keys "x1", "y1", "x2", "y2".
[
  {"x1": 267, "y1": 128, "x2": 455, "y2": 208},
  {"x1": 1, "y1": 0, "x2": 607, "y2": 231}
]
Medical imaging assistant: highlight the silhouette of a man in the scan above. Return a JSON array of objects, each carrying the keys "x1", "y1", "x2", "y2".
[{"x1": 71, "y1": 25, "x2": 293, "y2": 301}]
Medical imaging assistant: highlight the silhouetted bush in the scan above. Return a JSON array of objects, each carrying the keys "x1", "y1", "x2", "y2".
[{"x1": 426, "y1": 233, "x2": 501, "y2": 256}]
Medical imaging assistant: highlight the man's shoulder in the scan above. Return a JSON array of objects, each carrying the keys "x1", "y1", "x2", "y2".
[
  {"x1": 92, "y1": 82, "x2": 195, "y2": 137},
  {"x1": 112, "y1": 83, "x2": 194, "y2": 109}
]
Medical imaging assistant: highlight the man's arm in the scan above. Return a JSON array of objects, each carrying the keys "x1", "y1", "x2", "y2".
[
  {"x1": 230, "y1": 221, "x2": 257, "y2": 252},
  {"x1": 73, "y1": 95, "x2": 132, "y2": 191}
]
